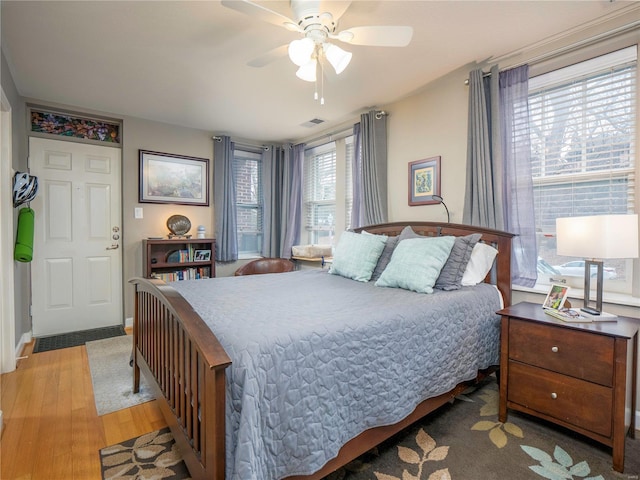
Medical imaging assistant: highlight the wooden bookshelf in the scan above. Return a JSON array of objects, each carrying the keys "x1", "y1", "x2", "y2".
[{"x1": 143, "y1": 238, "x2": 216, "y2": 280}]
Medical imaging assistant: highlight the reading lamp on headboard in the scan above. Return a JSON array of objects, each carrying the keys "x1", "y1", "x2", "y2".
[{"x1": 556, "y1": 214, "x2": 639, "y2": 315}]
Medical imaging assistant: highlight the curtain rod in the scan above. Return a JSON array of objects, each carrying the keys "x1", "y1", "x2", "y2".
[
  {"x1": 212, "y1": 136, "x2": 270, "y2": 151},
  {"x1": 464, "y1": 18, "x2": 640, "y2": 85},
  {"x1": 214, "y1": 110, "x2": 388, "y2": 148}
]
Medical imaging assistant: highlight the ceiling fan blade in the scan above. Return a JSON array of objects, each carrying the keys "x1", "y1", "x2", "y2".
[
  {"x1": 221, "y1": 0, "x2": 301, "y2": 32},
  {"x1": 247, "y1": 44, "x2": 289, "y2": 67},
  {"x1": 337, "y1": 26, "x2": 413, "y2": 47}
]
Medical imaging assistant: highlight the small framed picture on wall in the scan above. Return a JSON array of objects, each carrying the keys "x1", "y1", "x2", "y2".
[{"x1": 408, "y1": 156, "x2": 441, "y2": 206}]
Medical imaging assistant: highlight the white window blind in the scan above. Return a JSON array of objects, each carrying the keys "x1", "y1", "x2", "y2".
[
  {"x1": 528, "y1": 46, "x2": 636, "y2": 292},
  {"x1": 303, "y1": 137, "x2": 354, "y2": 245},
  {"x1": 304, "y1": 143, "x2": 336, "y2": 245},
  {"x1": 344, "y1": 136, "x2": 354, "y2": 231},
  {"x1": 234, "y1": 149, "x2": 263, "y2": 255}
]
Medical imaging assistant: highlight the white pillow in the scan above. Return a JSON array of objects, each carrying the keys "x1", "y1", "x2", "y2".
[{"x1": 461, "y1": 242, "x2": 499, "y2": 286}]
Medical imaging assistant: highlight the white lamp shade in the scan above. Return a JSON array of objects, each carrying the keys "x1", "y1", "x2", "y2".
[
  {"x1": 288, "y1": 38, "x2": 315, "y2": 67},
  {"x1": 296, "y1": 59, "x2": 317, "y2": 82},
  {"x1": 556, "y1": 214, "x2": 639, "y2": 259},
  {"x1": 324, "y1": 43, "x2": 352, "y2": 74}
]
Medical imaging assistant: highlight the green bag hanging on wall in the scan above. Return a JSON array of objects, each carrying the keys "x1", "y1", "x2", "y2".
[{"x1": 14, "y1": 207, "x2": 35, "y2": 262}]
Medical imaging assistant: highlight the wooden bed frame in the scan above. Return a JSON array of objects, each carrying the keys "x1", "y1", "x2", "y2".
[{"x1": 131, "y1": 221, "x2": 514, "y2": 480}]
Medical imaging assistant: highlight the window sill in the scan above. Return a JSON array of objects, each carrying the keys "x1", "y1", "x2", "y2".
[
  {"x1": 513, "y1": 284, "x2": 639, "y2": 315},
  {"x1": 238, "y1": 253, "x2": 262, "y2": 260}
]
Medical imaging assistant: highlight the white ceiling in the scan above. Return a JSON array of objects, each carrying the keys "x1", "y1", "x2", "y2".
[{"x1": 1, "y1": 1, "x2": 636, "y2": 143}]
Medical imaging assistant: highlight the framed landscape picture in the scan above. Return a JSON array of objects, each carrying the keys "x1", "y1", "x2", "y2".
[
  {"x1": 408, "y1": 156, "x2": 441, "y2": 206},
  {"x1": 139, "y1": 150, "x2": 209, "y2": 206}
]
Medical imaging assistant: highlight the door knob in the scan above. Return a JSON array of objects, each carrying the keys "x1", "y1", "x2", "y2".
[{"x1": 106, "y1": 244, "x2": 119, "y2": 250}]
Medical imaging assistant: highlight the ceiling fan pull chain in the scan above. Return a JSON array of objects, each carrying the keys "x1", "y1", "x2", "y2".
[{"x1": 314, "y1": 68, "x2": 318, "y2": 101}]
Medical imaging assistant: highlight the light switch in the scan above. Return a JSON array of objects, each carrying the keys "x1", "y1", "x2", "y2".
[{"x1": 134, "y1": 207, "x2": 143, "y2": 219}]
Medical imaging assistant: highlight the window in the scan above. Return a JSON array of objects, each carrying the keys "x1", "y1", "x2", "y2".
[
  {"x1": 303, "y1": 136, "x2": 354, "y2": 245},
  {"x1": 234, "y1": 149, "x2": 263, "y2": 256},
  {"x1": 529, "y1": 46, "x2": 637, "y2": 295}
]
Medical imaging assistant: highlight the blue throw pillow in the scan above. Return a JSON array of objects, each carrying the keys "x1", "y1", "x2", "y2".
[
  {"x1": 375, "y1": 236, "x2": 455, "y2": 293},
  {"x1": 329, "y1": 231, "x2": 388, "y2": 282}
]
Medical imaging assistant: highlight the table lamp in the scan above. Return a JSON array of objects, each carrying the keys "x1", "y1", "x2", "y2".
[{"x1": 556, "y1": 214, "x2": 639, "y2": 315}]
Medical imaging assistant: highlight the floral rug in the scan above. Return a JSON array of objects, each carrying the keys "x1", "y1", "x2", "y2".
[
  {"x1": 100, "y1": 428, "x2": 190, "y2": 480},
  {"x1": 99, "y1": 376, "x2": 640, "y2": 480}
]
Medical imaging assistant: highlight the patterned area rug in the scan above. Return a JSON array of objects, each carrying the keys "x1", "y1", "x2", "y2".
[
  {"x1": 99, "y1": 376, "x2": 640, "y2": 480},
  {"x1": 33, "y1": 325, "x2": 125, "y2": 353},
  {"x1": 100, "y1": 428, "x2": 190, "y2": 480}
]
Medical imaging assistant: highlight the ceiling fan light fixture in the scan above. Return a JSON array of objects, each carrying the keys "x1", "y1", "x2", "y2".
[
  {"x1": 288, "y1": 37, "x2": 315, "y2": 67},
  {"x1": 296, "y1": 59, "x2": 317, "y2": 82},
  {"x1": 324, "y1": 43, "x2": 352, "y2": 75}
]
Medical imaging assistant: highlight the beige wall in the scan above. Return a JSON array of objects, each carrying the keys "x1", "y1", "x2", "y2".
[
  {"x1": 385, "y1": 64, "x2": 472, "y2": 225},
  {"x1": 121, "y1": 116, "x2": 215, "y2": 320}
]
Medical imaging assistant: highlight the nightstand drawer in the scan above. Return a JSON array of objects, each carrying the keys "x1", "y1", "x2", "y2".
[
  {"x1": 509, "y1": 319, "x2": 614, "y2": 386},
  {"x1": 508, "y1": 361, "x2": 613, "y2": 437}
]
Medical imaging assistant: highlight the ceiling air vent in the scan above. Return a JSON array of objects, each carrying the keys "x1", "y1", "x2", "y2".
[{"x1": 300, "y1": 118, "x2": 325, "y2": 128}]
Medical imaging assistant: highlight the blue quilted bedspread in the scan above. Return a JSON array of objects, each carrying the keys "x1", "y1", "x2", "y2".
[{"x1": 171, "y1": 269, "x2": 501, "y2": 480}]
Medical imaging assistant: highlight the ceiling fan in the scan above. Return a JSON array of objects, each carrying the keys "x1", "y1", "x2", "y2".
[{"x1": 221, "y1": 0, "x2": 413, "y2": 89}]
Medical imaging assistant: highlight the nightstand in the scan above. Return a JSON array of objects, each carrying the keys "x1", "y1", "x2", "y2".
[{"x1": 498, "y1": 302, "x2": 638, "y2": 473}]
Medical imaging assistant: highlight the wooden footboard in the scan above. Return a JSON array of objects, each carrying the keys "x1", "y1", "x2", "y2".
[
  {"x1": 131, "y1": 222, "x2": 513, "y2": 480},
  {"x1": 131, "y1": 277, "x2": 231, "y2": 480}
]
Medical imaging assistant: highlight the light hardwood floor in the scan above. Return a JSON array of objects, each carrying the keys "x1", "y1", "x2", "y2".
[{"x1": 0, "y1": 336, "x2": 167, "y2": 480}]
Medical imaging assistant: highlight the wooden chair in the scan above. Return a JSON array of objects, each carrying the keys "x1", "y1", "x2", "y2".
[{"x1": 234, "y1": 258, "x2": 295, "y2": 276}]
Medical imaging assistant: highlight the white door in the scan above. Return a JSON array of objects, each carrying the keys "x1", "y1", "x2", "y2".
[{"x1": 29, "y1": 137, "x2": 122, "y2": 337}]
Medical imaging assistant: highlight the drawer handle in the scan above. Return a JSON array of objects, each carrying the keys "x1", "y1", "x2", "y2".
[
  {"x1": 551, "y1": 346, "x2": 559, "y2": 353},
  {"x1": 551, "y1": 392, "x2": 558, "y2": 399}
]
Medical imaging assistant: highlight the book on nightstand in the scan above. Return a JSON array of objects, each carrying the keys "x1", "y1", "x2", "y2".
[{"x1": 543, "y1": 307, "x2": 617, "y2": 323}]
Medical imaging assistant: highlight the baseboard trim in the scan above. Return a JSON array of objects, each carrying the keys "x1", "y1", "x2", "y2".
[{"x1": 16, "y1": 331, "x2": 32, "y2": 358}]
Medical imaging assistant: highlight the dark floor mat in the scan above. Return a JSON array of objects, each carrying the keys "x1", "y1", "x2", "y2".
[{"x1": 33, "y1": 325, "x2": 126, "y2": 353}]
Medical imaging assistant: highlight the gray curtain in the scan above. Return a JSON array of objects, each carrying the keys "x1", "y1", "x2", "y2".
[
  {"x1": 463, "y1": 65, "x2": 537, "y2": 287},
  {"x1": 350, "y1": 122, "x2": 364, "y2": 229},
  {"x1": 360, "y1": 110, "x2": 388, "y2": 225},
  {"x1": 463, "y1": 66, "x2": 504, "y2": 229},
  {"x1": 280, "y1": 144, "x2": 304, "y2": 258},
  {"x1": 262, "y1": 145, "x2": 282, "y2": 257},
  {"x1": 499, "y1": 66, "x2": 537, "y2": 287},
  {"x1": 261, "y1": 143, "x2": 303, "y2": 258},
  {"x1": 213, "y1": 136, "x2": 238, "y2": 262}
]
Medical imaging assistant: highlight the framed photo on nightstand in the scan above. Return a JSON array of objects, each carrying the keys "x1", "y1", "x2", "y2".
[{"x1": 542, "y1": 283, "x2": 569, "y2": 310}]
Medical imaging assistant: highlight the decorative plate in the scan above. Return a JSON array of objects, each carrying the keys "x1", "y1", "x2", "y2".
[{"x1": 166, "y1": 214, "x2": 191, "y2": 235}]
